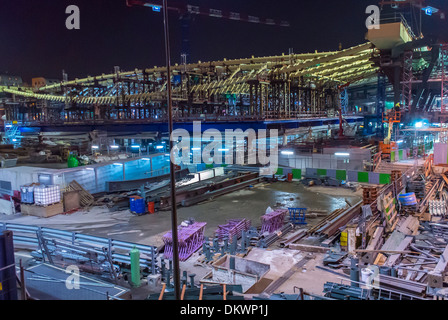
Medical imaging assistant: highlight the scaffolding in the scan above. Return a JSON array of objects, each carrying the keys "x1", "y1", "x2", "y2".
[{"x1": 0, "y1": 43, "x2": 377, "y2": 126}]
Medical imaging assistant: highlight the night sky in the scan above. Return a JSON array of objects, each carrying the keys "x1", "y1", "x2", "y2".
[{"x1": 0, "y1": 0, "x2": 447, "y2": 83}]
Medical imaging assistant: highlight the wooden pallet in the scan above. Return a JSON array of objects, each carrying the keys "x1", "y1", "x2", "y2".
[
  {"x1": 67, "y1": 180, "x2": 94, "y2": 207},
  {"x1": 380, "y1": 192, "x2": 398, "y2": 232}
]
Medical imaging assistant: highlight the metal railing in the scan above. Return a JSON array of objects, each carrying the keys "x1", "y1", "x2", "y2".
[{"x1": 0, "y1": 223, "x2": 159, "y2": 275}]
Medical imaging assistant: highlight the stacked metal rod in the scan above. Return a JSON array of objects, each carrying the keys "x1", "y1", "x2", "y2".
[
  {"x1": 260, "y1": 209, "x2": 288, "y2": 234},
  {"x1": 163, "y1": 222, "x2": 207, "y2": 261},
  {"x1": 258, "y1": 223, "x2": 294, "y2": 248},
  {"x1": 307, "y1": 201, "x2": 362, "y2": 237},
  {"x1": 215, "y1": 219, "x2": 251, "y2": 243}
]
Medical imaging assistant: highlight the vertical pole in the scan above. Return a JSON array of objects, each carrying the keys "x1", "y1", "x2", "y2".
[
  {"x1": 350, "y1": 257, "x2": 360, "y2": 288},
  {"x1": 0, "y1": 230, "x2": 18, "y2": 300},
  {"x1": 94, "y1": 168, "x2": 98, "y2": 193},
  {"x1": 130, "y1": 247, "x2": 141, "y2": 287},
  {"x1": 338, "y1": 88, "x2": 343, "y2": 137},
  {"x1": 162, "y1": 0, "x2": 181, "y2": 300},
  {"x1": 19, "y1": 260, "x2": 26, "y2": 300}
]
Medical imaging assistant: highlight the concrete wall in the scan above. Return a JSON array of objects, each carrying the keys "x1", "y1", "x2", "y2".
[
  {"x1": 0, "y1": 154, "x2": 170, "y2": 195},
  {"x1": 208, "y1": 255, "x2": 271, "y2": 293},
  {"x1": 304, "y1": 168, "x2": 391, "y2": 184},
  {"x1": 0, "y1": 167, "x2": 60, "y2": 193},
  {"x1": 279, "y1": 152, "x2": 369, "y2": 171},
  {"x1": 0, "y1": 199, "x2": 15, "y2": 215},
  {"x1": 434, "y1": 143, "x2": 448, "y2": 165}
]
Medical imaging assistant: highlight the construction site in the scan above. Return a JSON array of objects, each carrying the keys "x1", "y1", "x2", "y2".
[{"x1": 1, "y1": 0, "x2": 448, "y2": 305}]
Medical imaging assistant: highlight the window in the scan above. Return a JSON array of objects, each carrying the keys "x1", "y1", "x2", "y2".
[{"x1": 0, "y1": 180, "x2": 13, "y2": 196}]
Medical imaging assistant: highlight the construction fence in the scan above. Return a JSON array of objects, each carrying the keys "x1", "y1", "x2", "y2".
[{"x1": 275, "y1": 167, "x2": 391, "y2": 185}]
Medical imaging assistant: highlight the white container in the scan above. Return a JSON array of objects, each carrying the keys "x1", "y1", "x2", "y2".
[
  {"x1": 361, "y1": 268, "x2": 374, "y2": 283},
  {"x1": 0, "y1": 198, "x2": 15, "y2": 215},
  {"x1": 34, "y1": 185, "x2": 61, "y2": 206}
]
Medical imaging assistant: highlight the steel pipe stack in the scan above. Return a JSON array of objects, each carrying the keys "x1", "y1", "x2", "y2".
[
  {"x1": 215, "y1": 219, "x2": 251, "y2": 243},
  {"x1": 163, "y1": 222, "x2": 207, "y2": 261},
  {"x1": 258, "y1": 223, "x2": 294, "y2": 248},
  {"x1": 261, "y1": 209, "x2": 288, "y2": 234}
]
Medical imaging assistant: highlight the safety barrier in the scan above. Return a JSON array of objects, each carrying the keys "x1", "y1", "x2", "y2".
[
  {"x1": 0, "y1": 222, "x2": 159, "y2": 274},
  {"x1": 275, "y1": 168, "x2": 302, "y2": 179},
  {"x1": 305, "y1": 168, "x2": 391, "y2": 185}
]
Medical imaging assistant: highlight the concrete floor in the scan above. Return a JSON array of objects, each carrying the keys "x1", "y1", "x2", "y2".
[
  {"x1": 2, "y1": 181, "x2": 362, "y2": 300},
  {"x1": 1, "y1": 181, "x2": 361, "y2": 248}
]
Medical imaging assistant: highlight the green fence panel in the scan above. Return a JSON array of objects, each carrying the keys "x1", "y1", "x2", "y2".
[
  {"x1": 399, "y1": 150, "x2": 403, "y2": 160},
  {"x1": 276, "y1": 168, "x2": 283, "y2": 175},
  {"x1": 336, "y1": 170, "x2": 347, "y2": 180},
  {"x1": 317, "y1": 169, "x2": 327, "y2": 176},
  {"x1": 292, "y1": 169, "x2": 302, "y2": 179},
  {"x1": 358, "y1": 171, "x2": 369, "y2": 183},
  {"x1": 379, "y1": 173, "x2": 391, "y2": 184},
  {"x1": 391, "y1": 151, "x2": 395, "y2": 162}
]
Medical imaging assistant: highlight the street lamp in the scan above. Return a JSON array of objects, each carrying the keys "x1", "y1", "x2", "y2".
[
  {"x1": 161, "y1": 0, "x2": 181, "y2": 300},
  {"x1": 126, "y1": 0, "x2": 181, "y2": 298}
]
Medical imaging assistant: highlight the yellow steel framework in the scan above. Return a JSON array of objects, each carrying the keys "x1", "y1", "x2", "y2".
[{"x1": 0, "y1": 42, "x2": 378, "y2": 124}]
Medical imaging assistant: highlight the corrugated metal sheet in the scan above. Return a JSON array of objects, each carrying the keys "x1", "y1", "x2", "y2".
[
  {"x1": 306, "y1": 168, "x2": 317, "y2": 177},
  {"x1": 326, "y1": 169, "x2": 337, "y2": 179},
  {"x1": 368, "y1": 172, "x2": 380, "y2": 185},
  {"x1": 347, "y1": 170, "x2": 358, "y2": 182}
]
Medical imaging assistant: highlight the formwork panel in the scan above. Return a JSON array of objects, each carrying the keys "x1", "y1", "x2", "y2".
[
  {"x1": 306, "y1": 168, "x2": 317, "y2": 178},
  {"x1": 317, "y1": 169, "x2": 327, "y2": 176},
  {"x1": 326, "y1": 169, "x2": 336, "y2": 179},
  {"x1": 292, "y1": 169, "x2": 302, "y2": 179},
  {"x1": 358, "y1": 172, "x2": 369, "y2": 183},
  {"x1": 347, "y1": 170, "x2": 358, "y2": 182},
  {"x1": 336, "y1": 170, "x2": 347, "y2": 180},
  {"x1": 368, "y1": 172, "x2": 380, "y2": 185},
  {"x1": 379, "y1": 173, "x2": 391, "y2": 184}
]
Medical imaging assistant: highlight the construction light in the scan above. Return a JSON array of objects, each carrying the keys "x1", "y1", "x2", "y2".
[
  {"x1": 85, "y1": 167, "x2": 94, "y2": 171},
  {"x1": 218, "y1": 148, "x2": 229, "y2": 152},
  {"x1": 192, "y1": 147, "x2": 201, "y2": 151},
  {"x1": 142, "y1": 158, "x2": 150, "y2": 161},
  {"x1": 156, "y1": 145, "x2": 164, "y2": 149},
  {"x1": 415, "y1": 122, "x2": 423, "y2": 128},
  {"x1": 113, "y1": 163, "x2": 123, "y2": 166},
  {"x1": 335, "y1": 152, "x2": 350, "y2": 157},
  {"x1": 423, "y1": 6, "x2": 438, "y2": 16},
  {"x1": 91, "y1": 145, "x2": 99, "y2": 149},
  {"x1": 281, "y1": 151, "x2": 294, "y2": 155},
  {"x1": 131, "y1": 145, "x2": 140, "y2": 149},
  {"x1": 110, "y1": 145, "x2": 119, "y2": 149},
  {"x1": 152, "y1": 5, "x2": 161, "y2": 12},
  {"x1": 397, "y1": 140, "x2": 404, "y2": 144}
]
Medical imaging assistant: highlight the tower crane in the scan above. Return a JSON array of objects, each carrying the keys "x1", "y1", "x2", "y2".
[{"x1": 126, "y1": 0, "x2": 290, "y2": 63}]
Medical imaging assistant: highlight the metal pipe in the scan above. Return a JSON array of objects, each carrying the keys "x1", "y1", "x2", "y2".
[{"x1": 163, "y1": 0, "x2": 180, "y2": 300}]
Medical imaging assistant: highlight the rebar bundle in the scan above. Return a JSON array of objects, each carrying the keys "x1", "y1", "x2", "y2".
[
  {"x1": 260, "y1": 209, "x2": 288, "y2": 234},
  {"x1": 215, "y1": 219, "x2": 251, "y2": 243},
  {"x1": 163, "y1": 222, "x2": 207, "y2": 261}
]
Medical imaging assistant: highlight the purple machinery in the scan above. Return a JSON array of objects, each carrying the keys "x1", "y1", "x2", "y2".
[
  {"x1": 215, "y1": 218, "x2": 251, "y2": 242},
  {"x1": 163, "y1": 222, "x2": 207, "y2": 261},
  {"x1": 260, "y1": 209, "x2": 288, "y2": 234}
]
